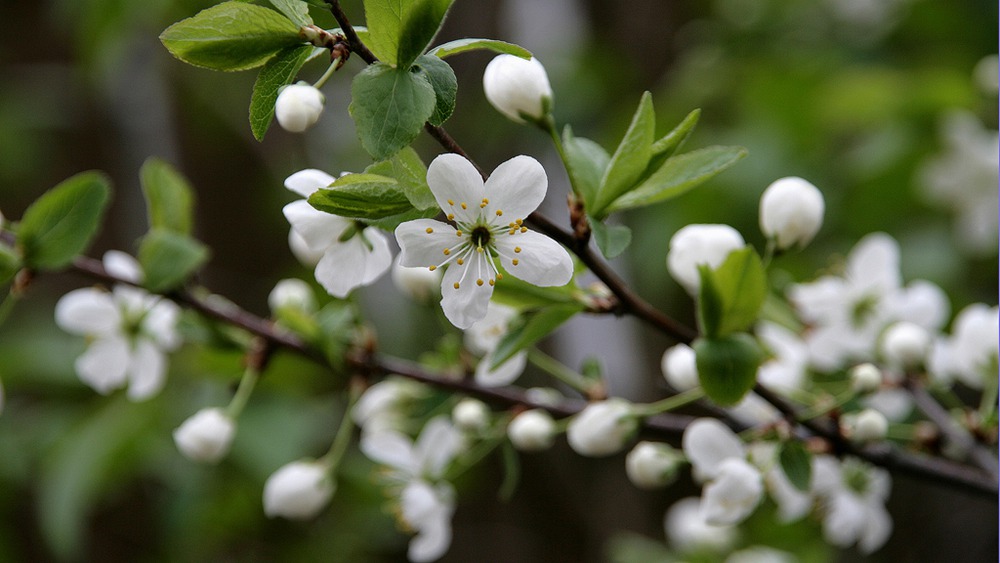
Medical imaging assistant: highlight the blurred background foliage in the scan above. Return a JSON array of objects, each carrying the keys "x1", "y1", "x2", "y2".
[{"x1": 0, "y1": 0, "x2": 996, "y2": 561}]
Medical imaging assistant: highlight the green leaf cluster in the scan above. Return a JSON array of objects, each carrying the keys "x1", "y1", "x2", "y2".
[{"x1": 489, "y1": 303, "x2": 583, "y2": 369}]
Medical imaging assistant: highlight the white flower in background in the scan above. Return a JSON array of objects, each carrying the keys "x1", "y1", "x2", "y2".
[
  {"x1": 283, "y1": 169, "x2": 393, "y2": 298},
  {"x1": 725, "y1": 546, "x2": 797, "y2": 563},
  {"x1": 54, "y1": 251, "x2": 181, "y2": 401},
  {"x1": 625, "y1": 441, "x2": 682, "y2": 489},
  {"x1": 850, "y1": 363, "x2": 883, "y2": 393},
  {"x1": 392, "y1": 256, "x2": 442, "y2": 302},
  {"x1": 759, "y1": 176, "x2": 825, "y2": 250},
  {"x1": 928, "y1": 303, "x2": 999, "y2": 390},
  {"x1": 353, "y1": 378, "x2": 429, "y2": 435},
  {"x1": 812, "y1": 456, "x2": 893, "y2": 554},
  {"x1": 566, "y1": 398, "x2": 638, "y2": 457},
  {"x1": 748, "y1": 443, "x2": 812, "y2": 523},
  {"x1": 660, "y1": 343, "x2": 699, "y2": 391},
  {"x1": 274, "y1": 82, "x2": 325, "y2": 133},
  {"x1": 861, "y1": 371, "x2": 913, "y2": 422},
  {"x1": 973, "y1": 54, "x2": 999, "y2": 96},
  {"x1": 842, "y1": 408, "x2": 889, "y2": 443},
  {"x1": 879, "y1": 321, "x2": 931, "y2": 368},
  {"x1": 451, "y1": 398, "x2": 490, "y2": 432},
  {"x1": 482, "y1": 54, "x2": 553, "y2": 124},
  {"x1": 268, "y1": 278, "x2": 315, "y2": 313},
  {"x1": 395, "y1": 154, "x2": 573, "y2": 329},
  {"x1": 756, "y1": 321, "x2": 809, "y2": 394},
  {"x1": 788, "y1": 233, "x2": 949, "y2": 371},
  {"x1": 173, "y1": 407, "x2": 236, "y2": 464},
  {"x1": 918, "y1": 110, "x2": 999, "y2": 254},
  {"x1": 664, "y1": 497, "x2": 738, "y2": 553},
  {"x1": 507, "y1": 409, "x2": 557, "y2": 452},
  {"x1": 262, "y1": 459, "x2": 335, "y2": 520},
  {"x1": 361, "y1": 417, "x2": 463, "y2": 563},
  {"x1": 465, "y1": 302, "x2": 527, "y2": 387},
  {"x1": 727, "y1": 393, "x2": 782, "y2": 426},
  {"x1": 666, "y1": 224, "x2": 745, "y2": 295},
  {"x1": 682, "y1": 418, "x2": 763, "y2": 525}
]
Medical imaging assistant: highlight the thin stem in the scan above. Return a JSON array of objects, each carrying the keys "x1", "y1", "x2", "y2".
[
  {"x1": 541, "y1": 116, "x2": 580, "y2": 197},
  {"x1": 527, "y1": 348, "x2": 595, "y2": 396},
  {"x1": 226, "y1": 365, "x2": 260, "y2": 419},
  {"x1": 635, "y1": 387, "x2": 705, "y2": 417},
  {"x1": 320, "y1": 381, "x2": 361, "y2": 470},
  {"x1": 312, "y1": 56, "x2": 342, "y2": 90},
  {"x1": 326, "y1": 1, "x2": 378, "y2": 64}
]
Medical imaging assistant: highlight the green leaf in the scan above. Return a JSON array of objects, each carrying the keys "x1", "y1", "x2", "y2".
[
  {"x1": 646, "y1": 108, "x2": 700, "y2": 170},
  {"x1": 589, "y1": 218, "x2": 632, "y2": 259},
  {"x1": 591, "y1": 92, "x2": 655, "y2": 216},
  {"x1": 269, "y1": 0, "x2": 312, "y2": 27},
  {"x1": 383, "y1": 147, "x2": 435, "y2": 209},
  {"x1": 562, "y1": 126, "x2": 610, "y2": 207},
  {"x1": 19, "y1": 171, "x2": 111, "y2": 271},
  {"x1": 428, "y1": 38, "x2": 531, "y2": 59},
  {"x1": 697, "y1": 247, "x2": 767, "y2": 338},
  {"x1": 249, "y1": 44, "x2": 312, "y2": 140},
  {"x1": 362, "y1": 0, "x2": 413, "y2": 66},
  {"x1": 605, "y1": 146, "x2": 748, "y2": 213},
  {"x1": 362, "y1": 206, "x2": 439, "y2": 232},
  {"x1": 396, "y1": 0, "x2": 455, "y2": 68},
  {"x1": 139, "y1": 157, "x2": 195, "y2": 235},
  {"x1": 350, "y1": 63, "x2": 436, "y2": 160},
  {"x1": 693, "y1": 334, "x2": 763, "y2": 406},
  {"x1": 159, "y1": 1, "x2": 302, "y2": 72},
  {"x1": 413, "y1": 54, "x2": 457, "y2": 126},
  {"x1": 490, "y1": 303, "x2": 582, "y2": 369},
  {"x1": 779, "y1": 440, "x2": 813, "y2": 492},
  {"x1": 138, "y1": 229, "x2": 210, "y2": 292},
  {"x1": 0, "y1": 245, "x2": 21, "y2": 285},
  {"x1": 308, "y1": 173, "x2": 415, "y2": 219},
  {"x1": 696, "y1": 264, "x2": 725, "y2": 339},
  {"x1": 498, "y1": 441, "x2": 521, "y2": 501},
  {"x1": 491, "y1": 274, "x2": 576, "y2": 309}
]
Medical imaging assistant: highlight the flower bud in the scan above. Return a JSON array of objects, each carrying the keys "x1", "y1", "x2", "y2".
[
  {"x1": 759, "y1": 177, "x2": 825, "y2": 249},
  {"x1": 482, "y1": 55, "x2": 553, "y2": 124},
  {"x1": 625, "y1": 441, "x2": 682, "y2": 489},
  {"x1": 666, "y1": 224, "x2": 745, "y2": 295},
  {"x1": 275, "y1": 83, "x2": 325, "y2": 133},
  {"x1": 391, "y1": 258, "x2": 441, "y2": 302},
  {"x1": 452, "y1": 398, "x2": 490, "y2": 431},
  {"x1": 701, "y1": 458, "x2": 764, "y2": 525},
  {"x1": 850, "y1": 363, "x2": 883, "y2": 393},
  {"x1": 268, "y1": 278, "x2": 315, "y2": 313},
  {"x1": 880, "y1": 321, "x2": 931, "y2": 367},
  {"x1": 173, "y1": 408, "x2": 236, "y2": 464},
  {"x1": 263, "y1": 459, "x2": 335, "y2": 520},
  {"x1": 507, "y1": 409, "x2": 557, "y2": 452},
  {"x1": 566, "y1": 398, "x2": 637, "y2": 457},
  {"x1": 661, "y1": 343, "x2": 699, "y2": 391},
  {"x1": 844, "y1": 408, "x2": 888, "y2": 443}
]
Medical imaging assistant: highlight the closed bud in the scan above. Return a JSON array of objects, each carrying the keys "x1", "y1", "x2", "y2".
[
  {"x1": 666, "y1": 224, "x2": 745, "y2": 295},
  {"x1": 275, "y1": 83, "x2": 324, "y2": 133},
  {"x1": 263, "y1": 459, "x2": 334, "y2": 520},
  {"x1": 507, "y1": 409, "x2": 557, "y2": 451},
  {"x1": 759, "y1": 177, "x2": 825, "y2": 249},
  {"x1": 850, "y1": 363, "x2": 883, "y2": 393},
  {"x1": 268, "y1": 278, "x2": 316, "y2": 313},
  {"x1": 661, "y1": 343, "x2": 699, "y2": 391},
  {"x1": 567, "y1": 398, "x2": 637, "y2": 457},
  {"x1": 880, "y1": 321, "x2": 931, "y2": 367},
  {"x1": 625, "y1": 441, "x2": 682, "y2": 489},
  {"x1": 482, "y1": 55, "x2": 553, "y2": 124},
  {"x1": 452, "y1": 398, "x2": 490, "y2": 432},
  {"x1": 173, "y1": 408, "x2": 236, "y2": 464},
  {"x1": 844, "y1": 408, "x2": 889, "y2": 443}
]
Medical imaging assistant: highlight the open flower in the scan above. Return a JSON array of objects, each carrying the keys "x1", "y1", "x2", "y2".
[
  {"x1": 682, "y1": 418, "x2": 763, "y2": 525},
  {"x1": 812, "y1": 456, "x2": 892, "y2": 554},
  {"x1": 283, "y1": 169, "x2": 393, "y2": 298},
  {"x1": 395, "y1": 154, "x2": 573, "y2": 329},
  {"x1": 54, "y1": 251, "x2": 181, "y2": 400}
]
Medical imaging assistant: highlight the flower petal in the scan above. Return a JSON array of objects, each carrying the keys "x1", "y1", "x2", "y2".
[
  {"x1": 75, "y1": 336, "x2": 130, "y2": 394},
  {"x1": 846, "y1": 233, "x2": 900, "y2": 295},
  {"x1": 285, "y1": 169, "x2": 336, "y2": 198},
  {"x1": 484, "y1": 155, "x2": 547, "y2": 220},
  {"x1": 55, "y1": 288, "x2": 121, "y2": 336},
  {"x1": 415, "y1": 416, "x2": 462, "y2": 478},
  {"x1": 440, "y1": 263, "x2": 493, "y2": 329},
  {"x1": 475, "y1": 350, "x2": 526, "y2": 387},
  {"x1": 496, "y1": 230, "x2": 573, "y2": 287},
  {"x1": 314, "y1": 234, "x2": 389, "y2": 298},
  {"x1": 359, "y1": 228, "x2": 394, "y2": 285},
  {"x1": 408, "y1": 511, "x2": 453, "y2": 563},
  {"x1": 700, "y1": 458, "x2": 763, "y2": 525},
  {"x1": 143, "y1": 300, "x2": 181, "y2": 351},
  {"x1": 283, "y1": 200, "x2": 350, "y2": 251},
  {"x1": 396, "y1": 219, "x2": 460, "y2": 268},
  {"x1": 427, "y1": 154, "x2": 484, "y2": 225},
  {"x1": 126, "y1": 340, "x2": 167, "y2": 401},
  {"x1": 103, "y1": 250, "x2": 143, "y2": 284},
  {"x1": 360, "y1": 430, "x2": 418, "y2": 474},
  {"x1": 682, "y1": 418, "x2": 745, "y2": 481}
]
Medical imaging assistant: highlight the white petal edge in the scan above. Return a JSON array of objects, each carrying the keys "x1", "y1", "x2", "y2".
[
  {"x1": 475, "y1": 350, "x2": 527, "y2": 387},
  {"x1": 55, "y1": 288, "x2": 121, "y2": 336},
  {"x1": 75, "y1": 337, "x2": 130, "y2": 394},
  {"x1": 426, "y1": 154, "x2": 484, "y2": 225},
  {"x1": 283, "y1": 200, "x2": 351, "y2": 251},
  {"x1": 395, "y1": 219, "x2": 460, "y2": 268},
  {"x1": 126, "y1": 340, "x2": 167, "y2": 401},
  {"x1": 484, "y1": 155, "x2": 547, "y2": 220},
  {"x1": 682, "y1": 418, "x2": 746, "y2": 481},
  {"x1": 439, "y1": 264, "x2": 493, "y2": 329},
  {"x1": 285, "y1": 169, "x2": 336, "y2": 198},
  {"x1": 496, "y1": 230, "x2": 573, "y2": 287}
]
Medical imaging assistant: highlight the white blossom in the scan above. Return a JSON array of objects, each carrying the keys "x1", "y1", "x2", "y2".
[
  {"x1": 451, "y1": 398, "x2": 490, "y2": 432},
  {"x1": 482, "y1": 55, "x2": 553, "y2": 124},
  {"x1": 927, "y1": 303, "x2": 999, "y2": 390},
  {"x1": 850, "y1": 363, "x2": 883, "y2": 393},
  {"x1": 625, "y1": 441, "x2": 681, "y2": 489},
  {"x1": 666, "y1": 224, "x2": 745, "y2": 295},
  {"x1": 268, "y1": 278, "x2": 315, "y2": 313},
  {"x1": 664, "y1": 497, "x2": 738, "y2": 553},
  {"x1": 566, "y1": 398, "x2": 637, "y2": 457},
  {"x1": 660, "y1": 343, "x2": 699, "y2": 391},
  {"x1": 759, "y1": 176, "x2": 825, "y2": 249},
  {"x1": 756, "y1": 321, "x2": 809, "y2": 394},
  {"x1": 54, "y1": 251, "x2": 181, "y2": 400},
  {"x1": 275, "y1": 83, "x2": 324, "y2": 133},
  {"x1": 682, "y1": 418, "x2": 763, "y2": 525},
  {"x1": 812, "y1": 456, "x2": 893, "y2": 554},
  {"x1": 262, "y1": 459, "x2": 335, "y2": 520},
  {"x1": 507, "y1": 409, "x2": 557, "y2": 452},
  {"x1": 395, "y1": 154, "x2": 573, "y2": 329},
  {"x1": 973, "y1": 54, "x2": 999, "y2": 96},
  {"x1": 879, "y1": 321, "x2": 931, "y2": 368},
  {"x1": 465, "y1": 302, "x2": 527, "y2": 387},
  {"x1": 843, "y1": 408, "x2": 889, "y2": 443},
  {"x1": 353, "y1": 378, "x2": 428, "y2": 434},
  {"x1": 283, "y1": 169, "x2": 393, "y2": 298},
  {"x1": 173, "y1": 407, "x2": 236, "y2": 464}
]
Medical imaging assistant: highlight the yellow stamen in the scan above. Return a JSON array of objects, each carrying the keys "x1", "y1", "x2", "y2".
[
  {"x1": 447, "y1": 199, "x2": 454, "y2": 205},
  {"x1": 455, "y1": 230, "x2": 462, "y2": 237},
  {"x1": 520, "y1": 227, "x2": 527, "y2": 233},
  {"x1": 476, "y1": 279, "x2": 484, "y2": 286},
  {"x1": 497, "y1": 273, "x2": 504, "y2": 280},
  {"x1": 476, "y1": 247, "x2": 484, "y2": 253},
  {"x1": 514, "y1": 247, "x2": 521, "y2": 253},
  {"x1": 428, "y1": 265, "x2": 437, "y2": 271},
  {"x1": 457, "y1": 258, "x2": 464, "y2": 265},
  {"x1": 447, "y1": 213, "x2": 455, "y2": 221},
  {"x1": 509, "y1": 229, "x2": 516, "y2": 235},
  {"x1": 482, "y1": 198, "x2": 489, "y2": 204},
  {"x1": 488, "y1": 279, "x2": 495, "y2": 286},
  {"x1": 460, "y1": 202, "x2": 467, "y2": 210},
  {"x1": 425, "y1": 227, "x2": 434, "y2": 234},
  {"x1": 515, "y1": 219, "x2": 523, "y2": 225},
  {"x1": 443, "y1": 248, "x2": 450, "y2": 255},
  {"x1": 495, "y1": 209, "x2": 503, "y2": 216},
  {"x1": 453, "y1": 282, "x2": 460, "y2": 289},
  {"x1": 512, "y1": 258, "x2": 519, "y2": 266}
]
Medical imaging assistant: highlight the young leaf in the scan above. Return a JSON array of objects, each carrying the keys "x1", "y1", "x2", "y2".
[
  {"x1": 696, "y1": 264, "x2": 725, "y2": 339},
  {"x1": 350, "y1": 63, "x2": 436, "y2": 160},
  {"x1": 779, "y1": 440, "x2": 813, "y2": 492},
  {"x1": 693, "y1": 334, "x2": 763, "y2": 406},
  {"x1": 605, "y1": 146, "x2": 748, "y2": 213},
  {"x1": 413, "y1": 55, "x2": 457, "y2": 126},
  {"x1": 489, "y1": 303, "x2": 583, "y2": 369},
  {"x1": 138, "y1": 229, "x2": 210, "y2": 292},
  {"x1": 491, "y1": 274, "x2": 576, "y2": 309},
  {"x1": 0, "y1": 245, "x2": 21, "y2": 285},
  {"x1": 160, "y1": 2, "x2": 303, "y2": 71},
  {"x1": 562, "y1": 126, "x2": 610, "y2": 207},
  {"x1": 396, "y1": 0, "x2": 455, "y2": 69},
  {"x1": 308, "y1": 174, "x2": 415, "y2": 219},
  {"x1": 389, "y1": 147, "x2": 436, "y2": 209},
  {"x1": 590, "y1": 218, "x2": 632, "y2": 259},
  {"x1": 249, "y1": 44, "x2": 312, "y2": 140},
  {"x1": 362, "y1": 0, "x2": 414, "y2": 65},
  {"x1": 19, "y1": 171, "x2": 111, "y2": 271},
  {"x1": 591, "y1": 92, "x2": 655, "y2": 217},
  {"x1": 269, "y1": 0, "x2": 312, "y2": 28},
  {"x1": 139, "y1": 157, "x2": 195, "y2": 235},
  {"x1": 714, "y1": 247, "x2": 767, "y2": 336},
  {"x1": 647, "y1": 109, "x2": 700, "y2": 167},
  {"x1": 428, "y1": 38, "x2": 531, "y2": 59}
]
